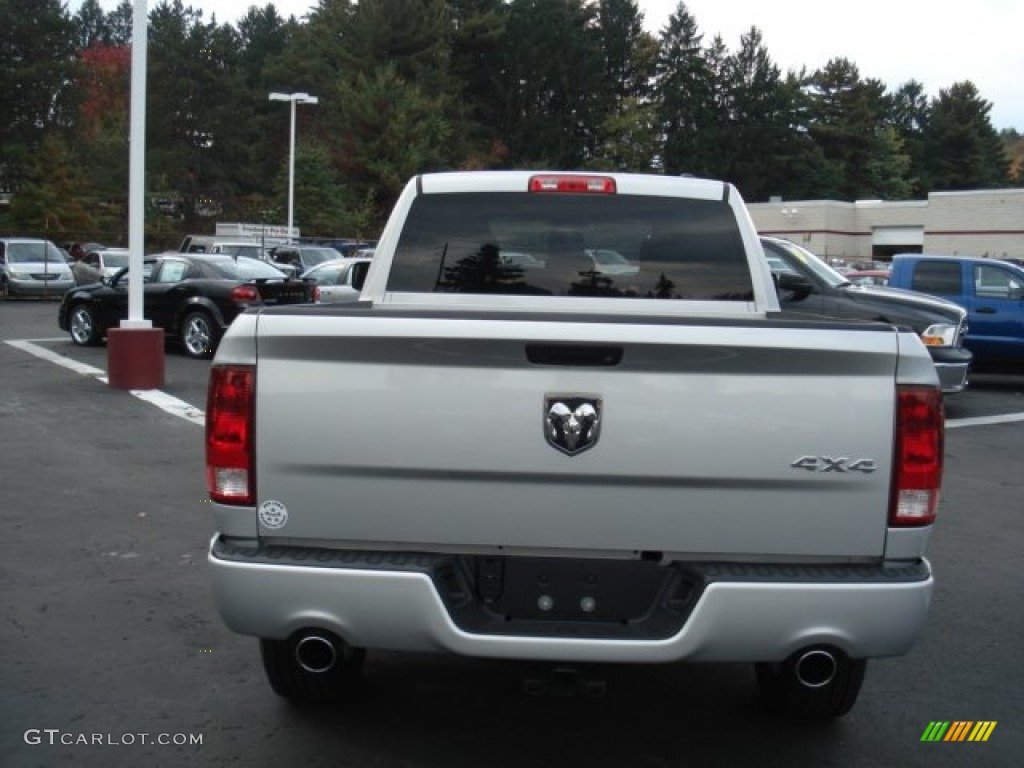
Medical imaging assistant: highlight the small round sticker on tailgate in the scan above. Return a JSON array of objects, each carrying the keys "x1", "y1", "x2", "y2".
[{"x1": 258, "y1": 500, "x2": 288, "y2": 530}]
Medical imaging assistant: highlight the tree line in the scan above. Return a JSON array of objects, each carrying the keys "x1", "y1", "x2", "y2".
[{"x1": 0, "y1": 0, "x2": 1019, "y2": 247}]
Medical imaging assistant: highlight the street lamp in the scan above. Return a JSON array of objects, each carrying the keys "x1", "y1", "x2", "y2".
[{"x1": 268, "y1": 92, "x2": 318, "y2": 243}]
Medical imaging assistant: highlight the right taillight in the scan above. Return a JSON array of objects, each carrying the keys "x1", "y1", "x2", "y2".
[
  {"x1": 206, "y1": 365, "x2": 256, "y2": 505},
  {"x1": 890, "y1": 385, "x2": 944, "y2": 526}
]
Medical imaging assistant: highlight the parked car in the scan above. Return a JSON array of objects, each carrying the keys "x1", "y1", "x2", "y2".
[
  {"x1": 761, "y1": 237, "x2": 972, "y2": 394},
  {"x1": 498, "y1": 251, "x2": 546, "y2": 270},
  {"x1": 271, "y1": 245, "x2": 343, "y2": 275},
  {"x1": 0, "y1": 238, "x2": 75, "y2": 298},
  {"x1": 585, "y1": 248, "x2": 640, "y2": 275},
  {"x1": 58, "y1": 253, "x2": 315, "y2": 358},
  {"x1": 301, "y1": 258, "x2": 372, "y2": 303},
  {"x1": 306, "y1": 239, "x2": 378, "y2": 257},
  {"x1": 82, "y1": 247, "x2": 131, "y2": 278},
  {"x1": 887, "y1": 254, "x2": 1024, "y2": 365},
  {"x1": 210, "y1": 241, "x2": 273, "y2": 260},
  {"x1": 845, "y1": 269, "x2": 890, "y2": 286}
]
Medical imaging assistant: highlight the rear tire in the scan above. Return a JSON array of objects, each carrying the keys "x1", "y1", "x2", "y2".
[
  {"x1": 260, "y1": 632, "x2": 366, "y2": 705},
  {"x1": 180, "y1": 310, "x2": 219, "y2": 359},
  {"x1": 755, "y1": 648, "x2": 866, "y2": 719}
]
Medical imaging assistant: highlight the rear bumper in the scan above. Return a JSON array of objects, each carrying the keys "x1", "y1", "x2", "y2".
[
  {"x1": 209, "y1": 536, "x2": 933, "y2": 663},
  {"x1": 928, "y1": 346, "x2": 972, "y2": 394}
]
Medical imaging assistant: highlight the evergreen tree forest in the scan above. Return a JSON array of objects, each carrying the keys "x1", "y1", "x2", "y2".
[{"x1": 0, "y1": 0, "x2": 1018, "y2": 246}]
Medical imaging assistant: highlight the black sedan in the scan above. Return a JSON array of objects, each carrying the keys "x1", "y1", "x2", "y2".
[{"x1": 58, "y1": 252, "x2": 314, "y2": 359}]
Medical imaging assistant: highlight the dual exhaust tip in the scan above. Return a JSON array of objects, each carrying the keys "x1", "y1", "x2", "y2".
[
  {"x1": 793, "y1": 647, "x2": 839, "y2": 688},
  {"x1": 294, "y1": 632, "x2": 338, "y2": 674}
]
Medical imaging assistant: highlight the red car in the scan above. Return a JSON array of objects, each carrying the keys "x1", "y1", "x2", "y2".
[{"x1": 845, "y1": 269, "x2": 890, "y2": 286}]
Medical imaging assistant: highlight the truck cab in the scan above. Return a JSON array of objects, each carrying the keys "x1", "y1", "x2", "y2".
[{"x1": 888, "y1": 253, "x2": 1024, "y2": 366}]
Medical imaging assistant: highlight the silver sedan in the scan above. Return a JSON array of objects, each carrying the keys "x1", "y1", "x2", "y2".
[{"x1": 301, "y1": 258, "x2": 372, "y2": 303}]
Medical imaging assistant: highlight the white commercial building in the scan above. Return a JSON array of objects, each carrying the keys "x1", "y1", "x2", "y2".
[{"x1": 748, "y1": 188, "x2": 1024, "y2": 266}]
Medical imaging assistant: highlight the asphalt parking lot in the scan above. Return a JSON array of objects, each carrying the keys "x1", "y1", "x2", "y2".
[{"x1": 2, "y1": 298, "x2": 1022, "y2": 768}]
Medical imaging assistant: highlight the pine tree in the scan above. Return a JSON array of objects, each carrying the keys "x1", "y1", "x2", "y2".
[
  {"x1": 495, "y1": 0, "x2": 603, "y2": 168},
  {"x1": 720, "y1": 26, "x2": 805, "y2": 201},
  {"x1": 805, "y1": 58, "x2": 913, "y2": 199},
  {"x1": 0, "y1": 0, "x2": 79, "y2": 193},
  {"x1": 587, "y1": 0, "x2": 657, "y2": 170},
  {"x1": 654, "y1": 2, "x2": 712, "y2": 176},
  {"x1": 889, "y1": 80, "x2": 930, "y2": 196},
  {"x1": 925, "y1": 81, "x2": 1010, "y2": 190},
  {"x1": 332, "y1": 65, "x2": 453, "y2": 224},
  {"x1": 10, "y1": 134, "x2": 95, "y2": 238}
]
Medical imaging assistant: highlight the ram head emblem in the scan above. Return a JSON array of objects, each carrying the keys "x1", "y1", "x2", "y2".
[{"x1": 544, "y1": 397, "x2": 602, "y2": 456}]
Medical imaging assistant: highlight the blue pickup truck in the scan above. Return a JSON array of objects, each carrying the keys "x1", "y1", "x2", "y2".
[{"x1": 888, "y1": 254, "x2": 1024, "y2": 365}]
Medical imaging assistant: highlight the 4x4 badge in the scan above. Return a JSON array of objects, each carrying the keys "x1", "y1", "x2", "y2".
[{"x1": 545, "y1": 396, "x2": 601, "y2": 456}]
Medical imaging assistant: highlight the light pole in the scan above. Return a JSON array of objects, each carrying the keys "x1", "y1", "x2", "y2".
[{"x1": 268, "y1": 92, "x2": 318, "y2": 243}]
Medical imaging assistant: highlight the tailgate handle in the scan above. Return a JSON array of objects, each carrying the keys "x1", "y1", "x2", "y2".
[{"x1": 526, "y1": 343, "x2": 623, "y2": 367}]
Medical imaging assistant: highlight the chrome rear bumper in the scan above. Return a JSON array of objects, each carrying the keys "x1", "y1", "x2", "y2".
[{"x1": 209, "y1": 536, "x2": 932, "y2": 663}]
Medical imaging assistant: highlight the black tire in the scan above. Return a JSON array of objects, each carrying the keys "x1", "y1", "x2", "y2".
[
  {"x1": 179, "y1": 310, "x2": 219, "y2": 359},
  {"x1": 755, "y1": 647, "x2": 866, "y2": 719},
  {"x1": 68, "y1": 303, "x2": 103, "y2": 346},
  {"x1": 260, "y1": 632, "x2": 366, "y2": 705}
]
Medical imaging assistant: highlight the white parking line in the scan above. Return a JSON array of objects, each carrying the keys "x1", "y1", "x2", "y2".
[
  {"x1": 5, "y1": 339, "x2": 206, "y2": 427},
  {"x1": 946, "y1": 413, "x2": 1024, "y2": 429},
  {"x1": 6, "y1": 339, "x2": 107, "y2": 378}
]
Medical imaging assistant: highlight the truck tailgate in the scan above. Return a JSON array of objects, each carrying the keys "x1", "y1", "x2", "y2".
[{"x1": 253, "y1": 312, "x2": 899, "y2": 558}]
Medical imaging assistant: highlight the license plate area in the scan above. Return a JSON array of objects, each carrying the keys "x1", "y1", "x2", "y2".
[
  {"x1": 482, "y1": 556, "x2": 665, "y2": 622},
  {"x1": 435, "y1": 555, "x2": 703, "y2": 640}
]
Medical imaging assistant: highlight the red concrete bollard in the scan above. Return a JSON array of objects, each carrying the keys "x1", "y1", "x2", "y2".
[{"x1": 107, "y1": 327, "x2": 166, "y2": 390}]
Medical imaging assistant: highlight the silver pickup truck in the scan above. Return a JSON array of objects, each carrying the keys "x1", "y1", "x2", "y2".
[{"x1": 206, "y1": 171, "x2": 945, "y2": 718}]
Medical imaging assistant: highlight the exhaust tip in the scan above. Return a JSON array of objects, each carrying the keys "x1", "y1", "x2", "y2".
[
  {"x1": 794, "y1": 648, "x2": 837, "y2": 688},
  {"x1": 295, "y1": 633, "x2": 337, "y2": 674}
]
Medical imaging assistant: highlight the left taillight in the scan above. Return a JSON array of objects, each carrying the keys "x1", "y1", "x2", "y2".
[
  {"x1": 889, "y1": 385, "x2": 944, "y2": 526},
  {"x1": 206, "y1": 365, "x2": 256, "y2": 505},
  {"x1": 231, "y1": 284, "x2": 260, "y2": 303}
]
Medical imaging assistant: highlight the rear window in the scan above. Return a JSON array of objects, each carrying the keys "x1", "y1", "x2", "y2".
[
  {"x1": 205, "y1": 257, "x2": 286, "y2": 280},
  {"x1": 387, "y1": 192, "x2": 753, "y2": 301},
  {"x1": 102, "y1": 251, "x2": 130, "y2": 269},
  {"x1": 911, "y1": 261, "x2": 961, "y2": 295},
  {"x1": 301, "y1": 247, "x2": 342, "y2": 266}
]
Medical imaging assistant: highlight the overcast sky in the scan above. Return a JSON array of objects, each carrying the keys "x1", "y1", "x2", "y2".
[{"x1": 75, "y1": 0, "x2": 1023, "y2": 130}]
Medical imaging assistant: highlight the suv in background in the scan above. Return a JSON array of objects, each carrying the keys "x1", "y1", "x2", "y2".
[{"x1": 0, "y1": 238, "x2": 75, "y2": 298}]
